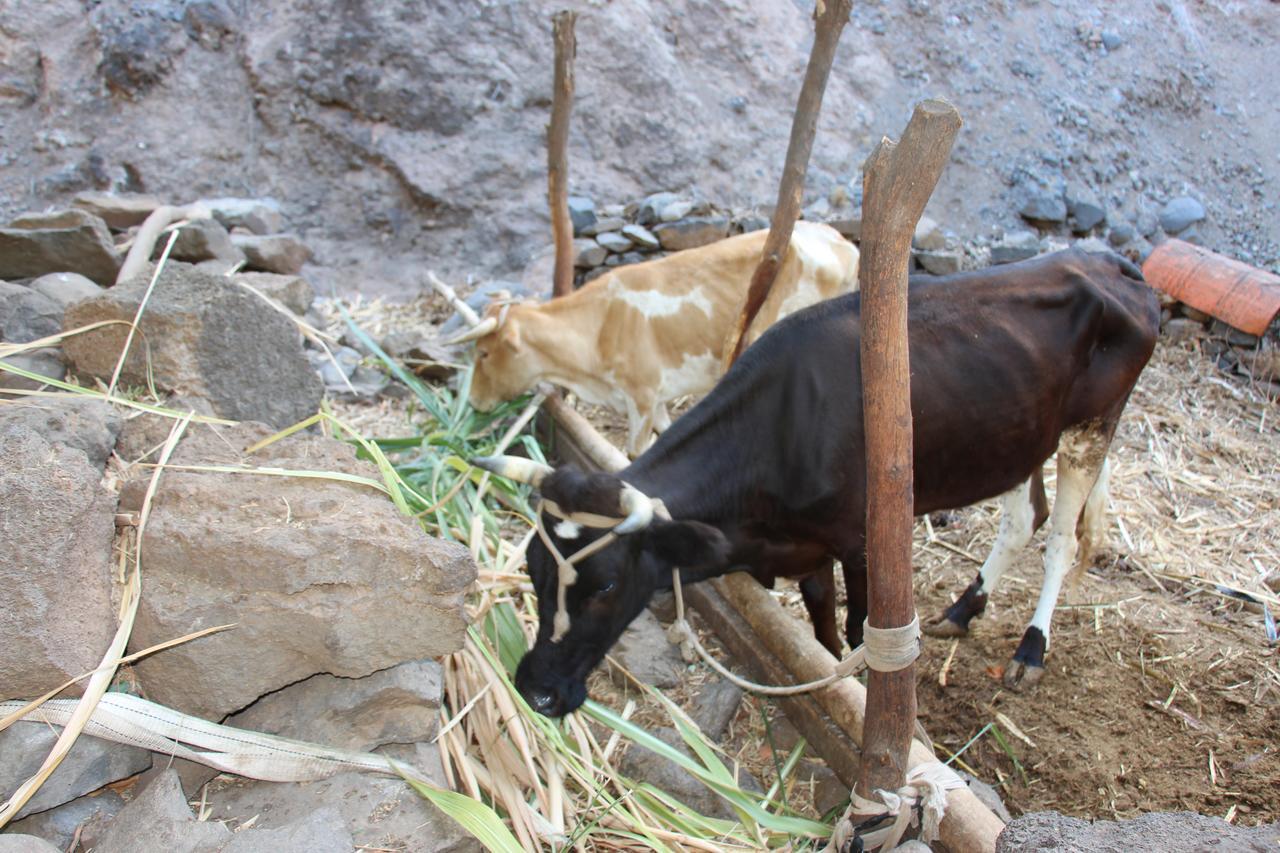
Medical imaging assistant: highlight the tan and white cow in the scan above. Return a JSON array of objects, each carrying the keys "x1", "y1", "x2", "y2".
[{"x1": 453, "y1": 221, "x2": 859, "y2": 455}]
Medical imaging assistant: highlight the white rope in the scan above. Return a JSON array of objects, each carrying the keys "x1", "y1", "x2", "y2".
[
  {"x1": 0, "y1": 693, "x2": 430, "y2": 785},
  {"x1": 825, "y1": 761, "x2": 966, "y2": 852}
]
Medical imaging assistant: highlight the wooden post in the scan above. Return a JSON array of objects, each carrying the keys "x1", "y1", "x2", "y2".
[
  {"x1": 722, "y1": 0, "x2": 853, "y2": 368},
  {"x1": 857, "y1": 99, "x2": 962, "y2": 800},
  {"x1": 548, "y1": 10, "x2": 577, "y2": 299}
]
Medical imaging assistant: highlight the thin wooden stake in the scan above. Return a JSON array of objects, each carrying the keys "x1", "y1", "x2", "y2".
[
  {"x1": 548, "y1": 10, "x2": 578, "y2": 299},
  {"x1": 722, "y1": 0, "x2": 852, "y2": 368},
  {"x1": 857, "y1": 99, "x2": 962, "y2": 800}
]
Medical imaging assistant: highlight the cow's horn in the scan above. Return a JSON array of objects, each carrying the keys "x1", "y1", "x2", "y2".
[
  {"x1": 614, "y1": 484, "x2": 655, "y2": 534},
  {"x1": 445, "y1": 315, "x2": 499, "y2": 345},
  {"x1": 471, "y1": 455, "x2": 553, "y2": 487}
]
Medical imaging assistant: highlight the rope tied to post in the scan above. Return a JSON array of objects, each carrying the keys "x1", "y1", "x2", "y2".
[{"x1": 826, "y1": 761, "x2": 966, "y2": 852}]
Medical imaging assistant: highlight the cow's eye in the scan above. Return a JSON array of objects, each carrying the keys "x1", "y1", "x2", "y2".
[{"x1": 595, "y1": 581, "x2": 616, "y2": 597}]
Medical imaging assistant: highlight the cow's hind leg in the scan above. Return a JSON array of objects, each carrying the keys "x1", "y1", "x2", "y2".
[
  {"x1": 1005, "y1": 424, "x2": 1113, "y2": 690},
  {"x1": 798, "y1": 561, "x2": 842, "y2": 656},
  {"x1": 924, "y1": 476, "x2": 1039, "y2": 638}
]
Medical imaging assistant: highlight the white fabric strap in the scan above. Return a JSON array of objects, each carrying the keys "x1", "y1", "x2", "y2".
[
  {"x1": 0, "y1": 694, "x2": 427, "y2": 784},
  {"x1": 862, "y1": 615, "x2": 922, "y2": 673},
  {"x1": 827, "y1": 761, "x2": 966, "y2": 852}
]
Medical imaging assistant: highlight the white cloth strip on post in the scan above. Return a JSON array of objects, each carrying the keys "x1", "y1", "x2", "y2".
[
  {"x1": 0, "y1": 694, "x2": 430, "y2": 785},
  {"x1": 826, "y1": 761, "x2": 966, "y2": 852}
]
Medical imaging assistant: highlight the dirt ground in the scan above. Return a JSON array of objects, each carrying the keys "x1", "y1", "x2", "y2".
[{"x1": 569, "y1": 335, "x2": 1280, "y2": 827}]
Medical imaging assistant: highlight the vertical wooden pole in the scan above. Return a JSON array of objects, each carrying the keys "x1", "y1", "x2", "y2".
[
  {"x1": 722, "y1": 0, "x2": 853, "y2": 368},
  {"x1": 548, "y1": 11, "x2": 577, "y2": 299},
  {"x1": 857, "y1": 99, "x2": 961, "y2": 799}
]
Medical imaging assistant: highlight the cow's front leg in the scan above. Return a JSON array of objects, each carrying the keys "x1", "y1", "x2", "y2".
[
  {"x1": 798, "y1": 562, "x2": 841, "y2": 656},
  {"x1": 1005, "y1": 429, "x2": 1112, "y2": 690},
  {"x1": 925, "y1": 477, "x2": 1037, "y2": 639}
]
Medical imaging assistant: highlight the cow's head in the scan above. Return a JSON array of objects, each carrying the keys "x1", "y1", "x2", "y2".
[
  {"x1": 447, "y1": 301, "x2": 536, "y2": 411},
  {"x1": 472, "y1": 456, "x2": 731, "y2": 717}
]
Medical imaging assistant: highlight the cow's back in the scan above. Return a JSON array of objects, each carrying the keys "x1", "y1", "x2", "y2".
[{"x1": 746, "y1": 221, "x2": 859, "y2": 348}]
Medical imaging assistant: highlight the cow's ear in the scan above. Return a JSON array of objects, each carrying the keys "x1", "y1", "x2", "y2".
[{"x1": 645, "y1": 520, "x2": 730, "y2": 571}]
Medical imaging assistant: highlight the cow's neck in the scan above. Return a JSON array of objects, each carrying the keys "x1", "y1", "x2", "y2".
[{"x1": 514, "y1": 301, "x2": 616, "y2": 405}]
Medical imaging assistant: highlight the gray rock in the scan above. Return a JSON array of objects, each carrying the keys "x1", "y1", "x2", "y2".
[
  {"x1": 8, "y1": 788, "x2": 126, "y2": 850},
  {"x1": 0, "y1": 347, "x2": 66, "y2": 392},
  {"x1": 230, "y1": 233, "x2": 311, "y2": 274},
  {"x1": 29, "y1": 272, "x2": 103, "y2": 308},
  {"x1": 0, "y1": 396, "x2": 122, "y2": 469},
  {"x1": 228, "y1": 660, "x2": 443, "y2": 752},
  {"x1": 828, "y1": 214, "x2": 862, "y2": 242},
  {"x1": 62, "y1": 262, "x2": 323, "y2": 428},
  {"x1": 567, "y1": 196, "x2": 597, "y2": 235},
  {"x1": 990, "y1": 230, "x2": 1041, "y2": 264},
  {"x1": 1066, "y1": 184, "x2": 1106, "y2": 232},
  {"x1": 202, "y1": 197, "x2": 285, "y2": 236},
  {"x1": 959, "y1": 770, "x2": 1011, "y2": 823},
  {"x1": 169, "y1": 218, "x2": 245, "y2": 266},
  {"x1": 1164, "y1": 316, "x2": 1204, "y2": 344},
  {"x1": 660, "y1": 199, "x2": 695, "y2": 222},
  {"x1": 0, "y1": 426, "x2": 117, "y2": 702},
  {"x1": 1101, "y1": 30, "x2": 1124, "y2": 51},
  {"x1": 0, "y1": 210, "x2": 121, "y2": 286},
  {"x1": 637, "y1": 192, "x2": 681, "y2": 226},
  {"x1": 596, "y1": 231, "x2": 633, "y2": 253},
  {"x1": 0, "y1": 281, "x2": 62, "y2": 342},
  {"x1": 72, "y1": 192, "x2": 164, "y2": 230},
  {"x1": 912, "y1": 216, "x2": 946, "y2": 251},
  {"x1": 609, "y1": 610, "x2": 684, "y2": 688},
  {"x1": 620, "y1": 726, "x2": 761, "y2": 820},
  {"x1": 621, "y1": 223, "x2": 660, "y2": 250},
  {"x1": 797, "y1": 762, "x2": 847, "y2": 816},
  {"x1": 1074, "y1": 236, "x2": 1112, "y2": 255},
  {"x1": 1159, "y1": 196, "x2": 1206, "y2": 234},
  {"x1": 654, "y1": 217, "x2": 731, "y2": 251},
  {"x1": 313, "y1": 344, "x2": 362, "y2": 386},
  {"x1": 1126, "y1": 236, "x2": 1156, "y2": 264},
  {"x1": 915, "y1": 249, "x2": 963, "y2": 275},
  {"x1": 1019, "y1": 189, "x2": 1067, "y2": 224},
  {"x1": 219, "y1": 806, "x2": 355, "y2": 853},
  {"x1": 124, "y1": 423, "x2": 476, "y2": 720},
  {"x1": 574, "y1": 237, "x2": 608, "y2": 269},
  {"x1": 647, "y1": 590, "x2": 676, "y2": 623},
  {"x1": 0, "y1": 722, "x2": 151, "y2": 821},
  {"x1": 996, "y1": 810, "x2": 1280, "y2": 853},
  {"x1": 580, "y1": 216, "x2": 625, "y2": 236},
  {"x1": 1135, "y1": 209, "x2": 1160, "y2": 238},
  {"x1": 0, "y1": 836, "x2": 61, "y2": 852},
  {"x1": 233, "y1": 271, "x2": 316, "y2": 315},
  {"x1": 1107, "y1": 223, "x2": 1136, "y2": 247},
  {"x1": 804, "y1": 197, "x2": 832, "y2": 221},
  {"x1": 688, "y1": 678, "x2": 744, "y2": 741},
  {"x1": 96, "y1": 769, "x2": 232, "y2": 853},
  {"x1": 736, "y1": 214, "x2": 771, "y2": 234},
  {"x1": 208, "y1": 772, "x2": 478, "y2": 853}
]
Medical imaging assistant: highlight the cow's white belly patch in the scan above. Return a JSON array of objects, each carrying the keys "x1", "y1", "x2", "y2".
[
  {"x1": 609, "y1": 281, "x2": 714, "y2": 319},
  {"x1": 657, "y1": 351, "x2": 720, "y2": 400}
]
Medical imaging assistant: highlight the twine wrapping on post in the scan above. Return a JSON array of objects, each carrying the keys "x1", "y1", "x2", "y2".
[{"x1": 826, "y1": 761, "x2": 966, "y2": 852}]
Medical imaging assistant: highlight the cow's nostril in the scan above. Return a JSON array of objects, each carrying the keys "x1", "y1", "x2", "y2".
[{"x1": 530, "y1": 691, "x2": 555, "y2": 713}]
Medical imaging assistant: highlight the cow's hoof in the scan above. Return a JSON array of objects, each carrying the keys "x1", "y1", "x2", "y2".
[
  {"x1": 923, "y1": 617, "x2": 968, "y2": 639},
  {"x1": 1002, "y1": 659, "x2": 1044, "y2": 690}
]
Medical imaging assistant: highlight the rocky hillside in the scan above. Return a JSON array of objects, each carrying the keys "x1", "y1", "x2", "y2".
[{"x1": 2, "y1": 0, "x2": 1276, "y2": 296}]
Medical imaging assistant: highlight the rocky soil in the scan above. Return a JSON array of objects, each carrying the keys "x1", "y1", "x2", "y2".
[{"x1": 1, "y1": 1, "x2": 1277, "y2": 297}]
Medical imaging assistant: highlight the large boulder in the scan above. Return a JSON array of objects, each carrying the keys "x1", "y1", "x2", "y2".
[
  {"x1": 124, "y1": 422, "x2": 476, "y2": 720},
  {"x1": 8, "y1": 788, "x2": 126, "y2": 851},
  {"x1": 230, "y1": 233, "x2": 311, "y2": 274},
  {"x1": 202, "y1": 654, "x2": 467, "y2": 852},
  {"x1": 61, "y1": 262, "x2": 322, "y2": 428},
  {"x1": 0, "y1": 424, "x2": 117, "y2": 701},
  {"x1": 996, "y1": 811, "x2": 1280, "y2": 852},
  {"x1": 0, "y1": 210, "x2": 121, "y2": 286},
  {"x1": 0, "y1": 723, "x2": 151, "y2": 821}
]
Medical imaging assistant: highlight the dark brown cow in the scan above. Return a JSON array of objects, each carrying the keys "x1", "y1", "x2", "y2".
[{"x1": 478, "y1": 248, "x2": 1159, "y2": 717}]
